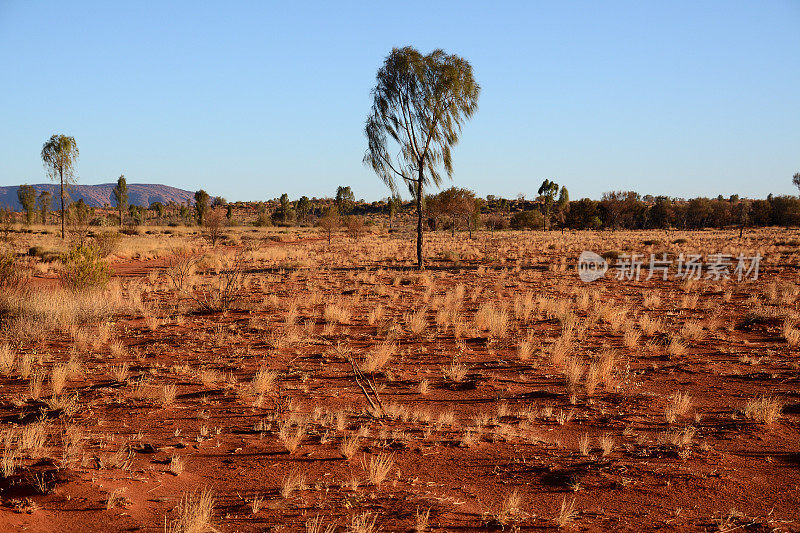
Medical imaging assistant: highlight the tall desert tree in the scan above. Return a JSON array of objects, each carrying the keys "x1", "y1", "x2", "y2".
[
  {"x1": 41, "y1": 134, "x2": 79, "y2": 238},
  {"x1": 538, "y1": 179, "x2": 559, "y2": 230},
  {"x1": 38, "y1": 190, "x2": 52, "y2": 224},
  {"x1": 17, "y1": 184, "x2": 37, "y2": 225},
  {"x1": 364, "y1": 46, "x2": 480, "y2": 269},
  {"x1": 793, "y1": 172, "x2": 800, "y2": 193},
  {"x1": 112, "y1": 175, "x2": 128, "y2": 226}
]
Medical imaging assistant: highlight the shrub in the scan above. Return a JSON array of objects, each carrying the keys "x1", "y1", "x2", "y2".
[
  {"x1": 254, "y1": 211, "x2": 272, "y2": 227},
  {"x1": 94, "y1": 232, "x2": 122, "y2": 258},
  {"x1": 203, "y1": 208, "x2": 228, "y2": 246},
  {"x1": 344, "y1": 215, "x2": 366, "y2": 240},
  {"x1": 61, "y1": 243, "x2": 111, "y2": 291},
  {"x1": 0, "y1": 250, "x2": 20, "y2": 288},
  {"x1": 509, "y1": 210, "x2": 544, "y2": 230}
]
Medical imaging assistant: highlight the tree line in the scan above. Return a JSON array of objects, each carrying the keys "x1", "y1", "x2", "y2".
[{"x1": 18, "y1": 49, "x2": 800, "y2": 269}]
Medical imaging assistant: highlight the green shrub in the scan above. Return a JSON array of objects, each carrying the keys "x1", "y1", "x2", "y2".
[
  {"x1": 61, "y1": 243, "x2": 111, "y2": 291},
  {"x1": 509, "y1": 210, "x2": 544, "y2": 230},
  {"x1": 0, "y1": 250, "x2": 20, "y2": 288},
  {"x1": 254, "y1": 211, "x2": 272, "y2": 227}
]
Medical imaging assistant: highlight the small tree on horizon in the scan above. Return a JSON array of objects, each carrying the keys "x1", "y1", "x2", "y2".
[
  {"x1": 194, "y1": 190, "x2": 210, "y2": 226},
  {"x1": 364, "y1": 46, "x2": 480, "y2": 269},
  {"x1": 68, "y1": 198, "x2": 92, "y2": 244},
  {"x1": 41, "y1": 134, "x2": 79, "y2": 239},
  {"x1": 387, "y1": 194, "x2": 402, "y2": 231},
  {"x1": 296, "y1": 196, "x2": 311, "y2": 225},
  {"x1": 112, "y1": 175, "x2": 128, "y2": 226},
  {"x1": 17, "y1": 184, "x2": 37, "y2": 225},
  {"x1": 38, "y1": 190, "x2": 52, "y2": 224},
  {"x1": 335, "y1": 186, "x2": 355, "y2": 215},
  {"x1": 277, "y1": 193, "x2": 292, "y2": 225},
  {"x1": 793, "y1": 172, "x2": 800, "y2": 193},
  {"x1": 538, "y1": 179, "x2": 560, "y2": 230},
  {"x1": 150, "y1": 201, "x2": 165, "y2": 223},
  {"x1": 555, "y1": 186, "x2": 569, "y2": 233}
]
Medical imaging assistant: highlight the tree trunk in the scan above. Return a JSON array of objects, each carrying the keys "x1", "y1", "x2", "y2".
[
  {"x1": 60, "y1": 167, "x2": 65, "y2": 239},
  {"x1": 416, "y1": 173, "x2": 424, "y2": 270}
]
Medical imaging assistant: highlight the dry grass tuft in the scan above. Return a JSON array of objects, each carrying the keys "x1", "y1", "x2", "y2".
[
  {"x1": 556, "y1": 496, "x2": 577, "y2": 527},
  {"x1": 50, "y1": 364, "x2": 69, "y2": 396},
  {"x1": 251, "y1": 367, "x2": 277, "y2": 395},
  {"x1": 517, "y1": 338, "x2": 534, "y2": 361},
  {"x1": 361, "y1": 342, "x2": 395, "y2": 373},
  {"x1": 406, "y1": 308, "x2": 428, "y2": 336},
  {"x1": 110, "y1": 363, "x2": 129, "y2": 382},
  {"x1": 667, "y1": 337, "x2": 687, "y2": 358},
  {"x1": 475, "y1": 302, "x2": 508, "y2": 338},
  {"x1": 339, "y1": 434, "x2": 360, "y2": 460},
  {"x1": 599, "y1": 434, "x2": 614, "y2": 457},
  {"x1": 743, "y1": 396, "x2": 782, "y2": 425},
  {"x1": 363, "y1": 452, "x2": 394, "y2": 486},
  {"x1": 0, "y1": 344, "x2": 15, "y2": 375},
  {"x1": 550, "y1": 337, "x2": 571, "y2": 368},
  {"x1": 415, "y1": 507, "x2": 430, "y2": 532},
  {"x1": 578, "y1": 433, "x2": 590, "y2": 456},
  {"x1": 306, "y1": 515, "x2": 337, "y2": 533},
  {"x1": 278, "y1": 423, "x2": 305, "y2": 454},
  {"x1": 165, "y1": 488, "x2": 215, "y2": 533},
  {"x1": 169, "y1": 455, "x2": 185, "y2": 476},
  {"x1": 497, "y1": 490, "x2": 523, "y2": 524},
  {"x1": 349, "y1": 512, "x2": 378, "y2": 533},
  {"x1": 281, "y1": 470, "x2": 306, "y2": 498},
  {"x1": 664, "y1": 392, "x2": 692, "y2": 424},
  {"x1": 323, "y1": 303, "x2": 350, "y2": 324},
  {"x1": 443, "y1": 360, "x2": 468, "y2": 382}
]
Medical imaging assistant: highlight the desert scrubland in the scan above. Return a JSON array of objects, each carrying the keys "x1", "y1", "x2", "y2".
[{"x1": 0, "y1": 225, "x2": 798, "y2": 532}]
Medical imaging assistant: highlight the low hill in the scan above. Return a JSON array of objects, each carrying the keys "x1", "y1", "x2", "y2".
[{"x1": 0, "y1": 183, "x2": 195, "y2": 210}]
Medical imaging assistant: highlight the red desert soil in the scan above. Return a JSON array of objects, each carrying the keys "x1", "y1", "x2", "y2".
[{"x1": 1, "y1": 230, "x2": 798, "y2": 532}]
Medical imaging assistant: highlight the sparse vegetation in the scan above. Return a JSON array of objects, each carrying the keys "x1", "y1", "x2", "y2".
[{"x1": 0, "y1": 219, "x2": 794, "y2": 532}]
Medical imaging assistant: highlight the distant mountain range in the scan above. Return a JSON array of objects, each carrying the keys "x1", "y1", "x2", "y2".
[{"x1": 0, "y1": 183, "x2": 195, "y2": 210}]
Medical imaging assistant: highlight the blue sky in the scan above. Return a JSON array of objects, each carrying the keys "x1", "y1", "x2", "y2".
[{"x1": 1, "y1": 1, "x2": 798, "y2": 201}]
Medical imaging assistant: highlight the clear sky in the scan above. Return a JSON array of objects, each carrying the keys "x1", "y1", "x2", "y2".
[{"x1": 1, "y1": 1, "x2": 798, "y2": 202}]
